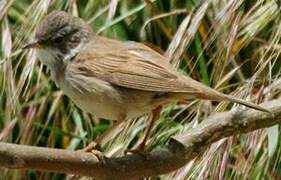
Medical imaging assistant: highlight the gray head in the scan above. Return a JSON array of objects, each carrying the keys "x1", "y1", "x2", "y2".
[{"x1": 24, "y1": 11, "x2": 92, "y2": 65}]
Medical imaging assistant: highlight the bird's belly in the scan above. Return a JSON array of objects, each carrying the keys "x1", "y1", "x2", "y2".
[
  {"x1": 57, "y1": 79, "x2": 125, "y2": 120},
  {"x1": 70, "y1": 90, "x2": 160, "y2": 120},
  {"x1": 121, "y1": 90, "x2": 175, "y2": 119},
  {"x1": 71, "y1": 95, "x2": 123, "y2": 120},
  {"x1": 56, "y1": 75, "x2": 179, "y2": 120}
]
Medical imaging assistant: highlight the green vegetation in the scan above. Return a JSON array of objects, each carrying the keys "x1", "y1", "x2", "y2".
[{"x1": 1, "y1": 0, "x2": 281, "y2": 179}]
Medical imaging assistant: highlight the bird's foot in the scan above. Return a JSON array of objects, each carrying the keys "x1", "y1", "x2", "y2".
[
  {"x1": 78, "y1": 141, "x2": 106, "y2": 163},
  {"x1": 81, "y1": 141, "x2": 100, "y2": 152},
  {"x1": 89, "y1": 149, "x2": 107, "y2": 163}
]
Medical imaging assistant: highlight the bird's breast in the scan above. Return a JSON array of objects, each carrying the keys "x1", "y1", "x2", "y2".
[{"x1": 52, "y1": 68, "x2": 126, "y2": 120}]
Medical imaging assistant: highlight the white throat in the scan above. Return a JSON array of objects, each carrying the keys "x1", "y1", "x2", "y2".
[
  {"x1": 36, "y1": 42, "x2": 84, "y2": 86},
  {"x1": 36, "y1": 47, "x2": 59, "y2": 66},
  {"x1": 36, "y1": 42, "x2": 84, "y2": 66}
]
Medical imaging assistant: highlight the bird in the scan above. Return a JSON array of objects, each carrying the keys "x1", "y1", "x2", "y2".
[{"x1": 23, "y1": 11, "x2": 269, "y2": 152}]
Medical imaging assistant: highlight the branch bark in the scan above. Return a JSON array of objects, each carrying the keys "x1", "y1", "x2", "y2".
[{"x1": 0, "y1": 98, "x2": 281, "y2": 180}]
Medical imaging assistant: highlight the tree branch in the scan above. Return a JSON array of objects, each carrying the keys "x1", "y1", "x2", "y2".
[{"x1": 0, "y1": 98, "x2": 281, "y2": 180}]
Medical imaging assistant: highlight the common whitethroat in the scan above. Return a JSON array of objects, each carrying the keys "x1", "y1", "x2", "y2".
[{"x1": 23, "y1": 11, "x2": 269, "y2": 150}]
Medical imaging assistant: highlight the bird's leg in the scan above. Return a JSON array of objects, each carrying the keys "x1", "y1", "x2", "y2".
[
  {"x1": 139, "y1": 106, "x2": 161, "y2": 149},
  {"x1": 94, "y1": 119, "x2": 124, "y2": 145},
  {"x1": 82, "y1": 116, "x2": 125, "y2": 152},
  {"x1": 82, "y1": 122, "x2": 121, "y2": 162},
  {"x1": 127, "y1": 106, "x2": 161, "y2": 154}
]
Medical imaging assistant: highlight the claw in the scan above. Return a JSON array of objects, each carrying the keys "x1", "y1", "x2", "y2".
[
  {"x1": 90, "y1": 149, "x2": 107, "y2": 164},
  {"x1": 81, "y1": 141, "x2": 99, "y2": 152},
  {"x1": 78, "y1": 142, "x2": 106, "y2": 163}
]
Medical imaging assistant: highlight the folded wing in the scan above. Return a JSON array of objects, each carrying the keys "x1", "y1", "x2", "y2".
[{"x1": 69, "y1": 38, "x2": 200, "y2": 94}]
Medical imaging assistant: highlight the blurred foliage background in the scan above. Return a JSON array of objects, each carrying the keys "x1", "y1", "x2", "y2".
[{"x1": 1, "y1": 0, "x2": 281, "y2": 179}]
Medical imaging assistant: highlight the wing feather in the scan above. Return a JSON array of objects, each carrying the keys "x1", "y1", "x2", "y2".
[
  {"x1": 64, "y1": 37, "x2": 270, "y2": 113},
  {"x1": 69, "y1": 37, "x2": 199, "y2": 93}
]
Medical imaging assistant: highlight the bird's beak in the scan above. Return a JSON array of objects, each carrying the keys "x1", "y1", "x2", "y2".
[{"x1": 22, "y1": 39, "x2": 42, "y2": 49}]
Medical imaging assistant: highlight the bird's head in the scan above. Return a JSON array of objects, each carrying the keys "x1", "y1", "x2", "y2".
[{"x1": 24, "y1": 11, "x2": 92, "y2": 65}]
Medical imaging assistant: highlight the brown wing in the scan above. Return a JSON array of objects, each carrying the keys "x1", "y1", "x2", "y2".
[
  {"x1": 68, "y1": 36, "x2": 199, "y2": 93},
  {"x1": 65, "y1": 36, "x2": 271, "y2": 112}
]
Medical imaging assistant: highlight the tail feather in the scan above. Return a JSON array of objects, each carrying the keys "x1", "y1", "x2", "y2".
[
  {"x1": 184, "y1": 77, "x2": 270, "y2": 113},
  {"x1": 221, "y1": 94, "x2": 270, "y2": 113}
]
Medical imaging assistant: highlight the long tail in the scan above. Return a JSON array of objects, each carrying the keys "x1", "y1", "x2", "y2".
[
  {"x1": 183, "y1": 76, "x2": 270, "y2": 113},
  {"x1": 216, "y1": 93, "x2": 270, "y2": 113}
]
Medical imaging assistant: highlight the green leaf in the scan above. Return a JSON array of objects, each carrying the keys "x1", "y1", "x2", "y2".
[{"x1": 194, "y1": 33, "x2": 210, "y2": 86}]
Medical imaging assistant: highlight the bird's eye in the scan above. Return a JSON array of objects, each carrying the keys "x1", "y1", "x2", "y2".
[{"x1": 53, "y1": 36, "x2": 64, "y2": 44}]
